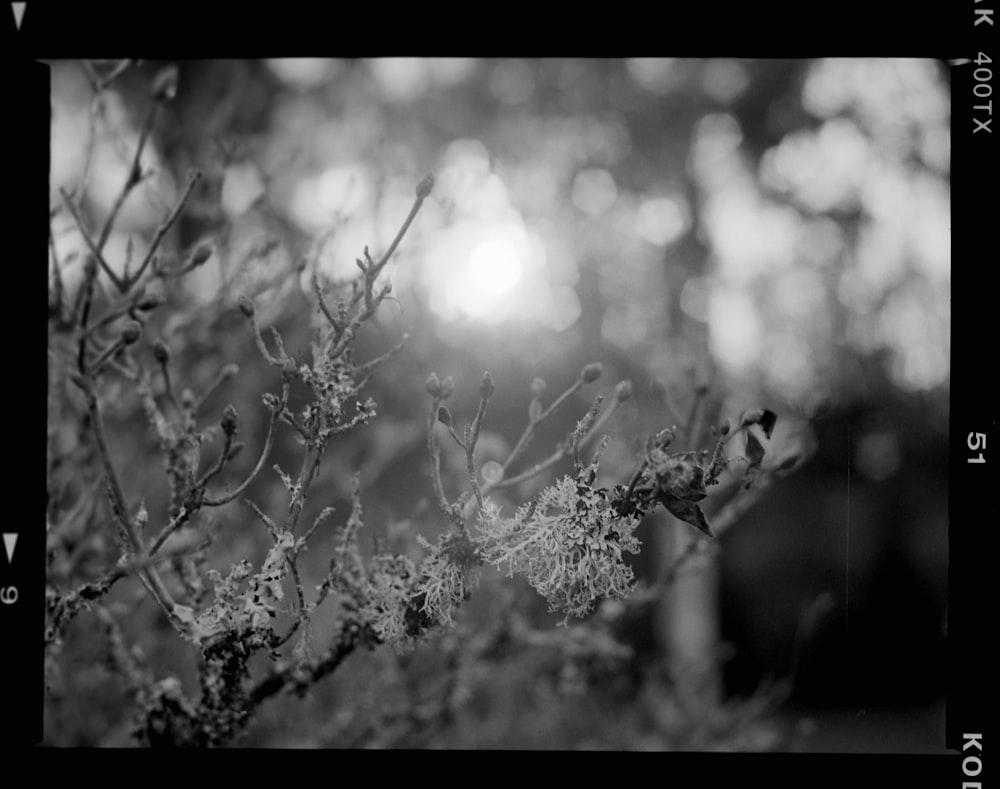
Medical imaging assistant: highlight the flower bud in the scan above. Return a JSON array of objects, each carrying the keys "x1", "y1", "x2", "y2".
[
  {"x1": 530, "y1": 377, "x2": 547, "y2": 397},
  {"x1": 718, "y1": 418, "x2": 731, "y2": 437},
  {"x1": 136, "y1": 293, "x2": 166, "y2": 311},
  {"x1": 416, "y1": 173, "x2": 435, "y2": 200},
  {"x1": 614, "y1": 379, "x2": 633, "y2": 402},
  {"x1": 479, "y1": 371, "x2": 495, "y2": 400},
  {"x1": 238, "y1": 296, "x2": 255, "y2": 318},
  {"x1": 122, "y1": 321, "x2": 142, "y2": 345},
  {"x1": 425, "y1": 372, "x2": 441, "y2": 397},
  {"x1": 580, "y1": 363, "x2": 603, "y2": 384},
  {"x1": 189, "y1": 244, "x2": 213, "y2": 268},
  {"x1": 440, "y1": 376, "x2": 454, "y2": 398},
  {"x1": 221, "y1": 404, "x2": 238, "y2": 437},
  {"x1": 153, "y1": 340, "x2": 170, "y2": 365},
  {"x1": 151, "y1": 65, "x2": 179, "y2": 103},
  {"x1": 221, "y1": 364, "x2": 239, "y2": 381}
]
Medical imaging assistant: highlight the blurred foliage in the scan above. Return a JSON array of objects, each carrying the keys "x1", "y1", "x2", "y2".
[{"x1": 46, "y1": 58, "x2": 949, "y2": 748}]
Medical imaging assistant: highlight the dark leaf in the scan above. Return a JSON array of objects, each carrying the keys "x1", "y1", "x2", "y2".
[
  {"x1": 659, "y1": 492, "x2": 715, "y2": 537},
  {"x1": 741, "y1": 465, "x2": 762, "y2": 490},
  {"x1": 740, "y1": 408, "x2": 778, "y2": 439},
  {"x1": 742, "y1": 431, "x2": 766, "y2": 489},
  {"x1": 744, "y1": 430, "x2": 766, "y2": 467},
  {"x1": 775, "y1": 452, "x2": 800, "y2": 472},
  {"x1": 437, "y1": 406, "x2": 452, "y2": 428},
  {"x1": 650, "y1": 452, "x2": 706, "y2": 501}
]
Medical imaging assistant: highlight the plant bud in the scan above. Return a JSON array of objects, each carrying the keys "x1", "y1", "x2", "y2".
[
  {"x1": 416, "y1": 173, "x2": 435, "y2": 200},
  {"x1": 238, "y1": 296, "x2": 255, "y2": 318},
  {"x1": 426, "y1": 372, "x2": 441, "y2": 397},
  {"x1": 581, "y1": 363, "x2": 603, "y2": 383},
  {"x1": 221, "y1": 405, "x2": 238, "y2": 436},
  {"x1": 719, "y1": 418, "x2": 731, "y2": 436},
  {"x1": 122, "y1": 321, "x2": 142, "y2": 345},
  {"x1": 479, "y1": 371, "x2": 495, "y2": 400},
  {"x1": 614, "y1": 379, "x2": 633, "y2": 402},
  {"x1": 440, "y1": 376, "x2": 454, "y2": 398},
  {"x1": 151, "y1": 64, "x2": 179, "y2": 103},
  {"x1": 530, "y1": 377, "x2": 547, "y2": 397},
  {"x1": 136, "y1": 293, "x2": 166, "y2": 311},
  {"x1": 221, "y1": 364, "x2": 239, "y2": 380},
  {"x1": 189, "y1": 244, "x2": 213, "y2": 268},
  {"x1": 153, "y1": 340, "x2": 170, "y2": 365}
]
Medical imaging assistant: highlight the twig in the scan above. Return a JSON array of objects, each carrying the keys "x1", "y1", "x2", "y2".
[
  {"x1": 202, "y1": 383, "x2": 288, "y2": 507},
  {"x1": 464, "y1": 372, "x2": 493, "y2": 509},
  {"x1": 129, "y1": 170, "x2": 203, "y2": 288},
  {"x1": 284, "y1": 442, "x2": 327, "y2": 535},
  {"x1": 426, "y1": 393, "x2": 452, "y2": 518},
  {"x1": 79, "y1": 376, "x2": 177, "y2": 620},
  {"x1": 192, "y1": 364, "x2": 239, "y2": 415},
  {"x1": 502, "y1": 377, "x2": 586, "y2": 473},
  {"x1": 96, "y1": 101, "x2": 161, "y2": 254},
  {"x1": 49, "y1": 225, "x2": 66, "y2": 320},
  {"x1": 59, "y1": 189, "x2": 126, "y2": 292}
]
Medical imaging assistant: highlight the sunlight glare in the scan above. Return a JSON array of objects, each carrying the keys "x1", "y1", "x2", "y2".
[{"x1": 449, "y1": 234, "x2": 525, "y2": 319}]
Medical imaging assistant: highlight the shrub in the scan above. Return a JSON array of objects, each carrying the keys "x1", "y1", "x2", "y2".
[{"x1": 46, "y1": 62, "x2": 800, "y2": 747}]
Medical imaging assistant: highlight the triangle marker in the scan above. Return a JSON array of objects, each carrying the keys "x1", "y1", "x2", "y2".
[
  {"x1": 3, "y1": 533, "x2": 16, "y2": 563},
  {"x1": 12, "y1": 2, "x2": 25, "y2": 30}
]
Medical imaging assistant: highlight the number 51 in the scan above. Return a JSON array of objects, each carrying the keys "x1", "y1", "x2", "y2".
[{"x1": 968, "y1": 432, "x2": 986, "y2": 464}]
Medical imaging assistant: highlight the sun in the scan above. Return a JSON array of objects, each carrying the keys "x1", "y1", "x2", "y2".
[{"x1": 446, "y1": 233, "x2": 526, "y2": 320}]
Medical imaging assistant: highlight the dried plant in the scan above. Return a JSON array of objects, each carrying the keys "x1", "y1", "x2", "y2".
[{"x1": 45, "y1": 62, "x2": 802, "y2": 747}]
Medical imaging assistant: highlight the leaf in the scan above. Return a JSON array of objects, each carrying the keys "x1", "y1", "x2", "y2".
[
  {"x1": 659, "y1": 492, "x2": 715, "y2": 537},
  {"x1": 742, "y1": 431, "x2": 766, "y2": 489},
  {"x1": 775, "y1": 452, "x2": 800, "y2": 472},
  {"x1": 744, "y1": 430, "x2": 766, "y2": 466},
  {"x1": 740, "y1": 408, "x2": 778, "y2": 439},
  {"x1": 437, "y1": 406, "x2": 453, "y2": 428}
]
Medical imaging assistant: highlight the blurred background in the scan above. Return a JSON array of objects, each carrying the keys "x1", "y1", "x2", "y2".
[{"x1": 47, "y1": 58, "x2": 950, "y2": 749}]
